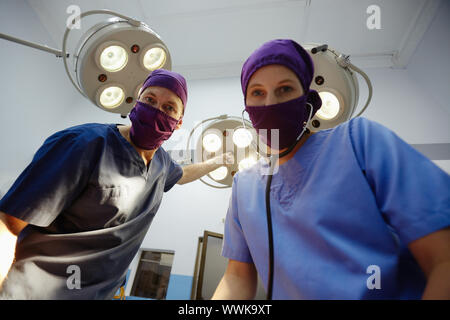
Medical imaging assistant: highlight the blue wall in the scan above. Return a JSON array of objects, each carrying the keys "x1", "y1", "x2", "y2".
[{"x1": 166, "y1": 274, "x2": 193, "y2": 300}]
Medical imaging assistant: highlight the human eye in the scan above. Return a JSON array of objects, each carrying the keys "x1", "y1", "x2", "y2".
[
  {"x1": 163, "y1": 105, "x2": 178, "y2": 116},
  {"x1": 144, "y1": 96, "x2": 156, "y2": 105},
  {"x1": 165, "y1": 105, "x2": 175, "y2": 112},
  {"x1": 279, "y1": 86, "x2": 293, "y2": 94},
  {"x1": 251, "y1": 89, "x2": 265, "y2": 97}
]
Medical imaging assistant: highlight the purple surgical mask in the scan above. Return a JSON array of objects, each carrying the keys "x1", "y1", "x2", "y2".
[
  {"x1": 129, "y1": 101, "x2": 180, "y2": 150},
  {"x1": 245, "y1": 95, "x2": 314, "y2": 151}
]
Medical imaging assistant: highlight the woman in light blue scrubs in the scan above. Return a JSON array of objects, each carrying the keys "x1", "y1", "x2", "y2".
[{"x1": 213, "y1": 39, "x2": 450, "y2": 300}]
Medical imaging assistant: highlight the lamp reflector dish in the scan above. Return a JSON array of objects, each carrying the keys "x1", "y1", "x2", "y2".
[
  {"x1": 316, "y1": 91, "x2": 340, "y2": 120},
  {"x1": 233, "y1": 128, "x2": 253, "y2": 148},
  {"x1": 100, "y1": 45, "x2": 128, "y2": 72},
  {"x1": 209, "y1": 166, "x2": 228, "y2": 181},
  {"x1": 202, "y1": 133, "x2": 222, "y2": 153},
  {"x1": 238, "y1": 157, "x2": 257, "y2": 171},
  {"x1": 143, "y1": 47, "x2": 166, "y2": 71},
  {"x1": 99, "y1": 86, "x2": 125, "y2": 109}
]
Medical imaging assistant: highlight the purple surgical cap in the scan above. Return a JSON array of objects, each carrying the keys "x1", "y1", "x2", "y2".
[
  {"x1": 140, "y1": 69, "x2": 188, "y2": 109},
  {"x1": 241, "y1": 39, "x2": 321, "y2": 110}
]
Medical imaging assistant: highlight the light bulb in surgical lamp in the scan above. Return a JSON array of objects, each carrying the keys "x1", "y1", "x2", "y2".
[
  {"x1": 100, "y1": 45, "x2": 128, "y2": 72},
  {"x1": 143, "y1": 47, "x2": 166, "y2": 71},
  {"x1": 316, "y1": 91, "x2": 340, "y2": 120},
  {"x1": 209, "y1": 166, "x2": 228, "y2": 181},
  {"x1": 202, "y1": 133, "x2": 222, "y2": 153},
  {"x1": 99, "y1": 86, "x2": 125, "y2": 109},
  {"x1": 233, "y1": 128, "x2": 253, "y2": 148},
  {"x1": 238, "y1": 157, "x2": 257, "y2": 171}
]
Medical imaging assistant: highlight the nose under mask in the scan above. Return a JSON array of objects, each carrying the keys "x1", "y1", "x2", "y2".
[
  {"x1": 129, "y1": 101, "x2": 180, "y2": 150},
  {"x1": 244, "y1": 92, "x2": 320, "y2": 150}
]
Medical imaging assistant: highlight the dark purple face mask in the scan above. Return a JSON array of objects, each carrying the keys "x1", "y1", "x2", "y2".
[
  {"x1": 245, "y1": 95, "x2": 313, "y2": 151},
  {"x1": 129, "y1": 101, "x2": 180, "y2": 150},
  {"x1": 245, "y1": 90, "x2": 321, "y2": 150}
]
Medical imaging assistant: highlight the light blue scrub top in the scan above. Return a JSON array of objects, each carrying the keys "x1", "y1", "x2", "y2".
[{"x1": 222, "y1": 117, "x2": 450, "y2": 299}]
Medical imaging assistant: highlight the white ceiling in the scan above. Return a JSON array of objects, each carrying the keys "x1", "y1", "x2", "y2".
[{"x1": 26, "y1": 0, "x2": 441, "y2": 80}]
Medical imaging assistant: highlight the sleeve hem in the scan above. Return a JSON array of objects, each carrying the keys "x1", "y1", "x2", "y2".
[
  {"x1": 221, "y1": 247, "x2": 253, "y2": 264},
  {"x1": 396, "y1": 212, "x2": 450, "y2": 245},
  {"x1": 163, "y1": 165, "x2": 183, "y2": 192},
  {"x1": 0, "y1": 205, "x2": 52, "y2": 227}
]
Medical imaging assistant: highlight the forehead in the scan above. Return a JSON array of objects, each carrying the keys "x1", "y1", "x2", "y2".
[
  {"x1": 140, "y1": 86, "x2": 183, "y2": 106},
  {"x1": 248, "y1": 64, "x2": 300, "y2": 86}
]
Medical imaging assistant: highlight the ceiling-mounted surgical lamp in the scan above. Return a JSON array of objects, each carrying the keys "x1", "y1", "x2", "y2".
[
  {"x1": 187, "y1": 43, "x2": 372, "y2": 188},
  {"x1": 0, "y1": 9, "x2": 172, "y2": 117},
  {"x1": 186, "y1": 115, "x2": 259, "y2": 189},
  {"x1": 304, "y1": 43, "x2": 373, "y2": 131}
]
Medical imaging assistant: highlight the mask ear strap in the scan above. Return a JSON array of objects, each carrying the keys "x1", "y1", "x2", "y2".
[
  {"x1": 301, "y1": 102, "x2": 314, "y2": 134},
  {"x1": 241, "y1": 109, "x2": 249, "y2": 129},
  {"x1": 305, "y1": 102, "x2": 313, "y2": 125},
  {"x1": 241, "y1": 109, "x2": 271, "y2": 159},
  {"x1": 137, "y1": 87, "x2": 144, "y2": 100}
]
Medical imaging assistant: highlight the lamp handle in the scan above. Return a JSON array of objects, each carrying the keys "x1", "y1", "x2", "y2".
[
  {"x1": 334, "y1": 53, "x2": 373, "y2": 118},
  {"x1": 347, "y1": 62, "x2": 373, "y2": 118}
]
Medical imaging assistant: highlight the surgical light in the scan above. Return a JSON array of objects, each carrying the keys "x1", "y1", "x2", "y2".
[
  {"x1": 72, "y1": 12, "x2": 172, "y2": 116},
  {"x1": 209, "y1": 166, "x2": 228, "y2": 181},
  {"x1": 303, "y1": 43, "x2": 372, "y2": 131},
  {"x1": 143, "y1": 47, "x2": 167, "y2": 71},
  {"x1": 316, "y1": 91, "x2": 340, "y2": 120},
  {"x1": 233, "y1": 128, "x2": 253, "y2": 148},
  {"x1": 99, "y1": 86, "x2": 125, "y2": 109},
  {"x1": 238, "y1": 157, "x2": 257, "y2": 171},
  {"x1": 0, "y1": 10, "x2": 172, "y2": 117},
  {"x1": 186, "y1": 115, "x2": 259, "y2": 188},
  {"x1": 202, "y1": 133, "x2": 222, "y2": 153},
  {"x1": 99, "y1": 45, "x2": 128, "y2": 72}
]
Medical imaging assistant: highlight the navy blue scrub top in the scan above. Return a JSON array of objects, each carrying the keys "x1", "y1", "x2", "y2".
[{"x1": 0, "y1": 123, "x2": 183, "y2": 299}]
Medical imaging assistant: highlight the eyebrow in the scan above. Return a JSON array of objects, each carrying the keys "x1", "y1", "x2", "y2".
[
  {"x1": 278, "y1": 79, "x2": 296, "y2": 85},
  {"x1": 248, "y1": 79, "x2": 296, "y2": 89}
]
